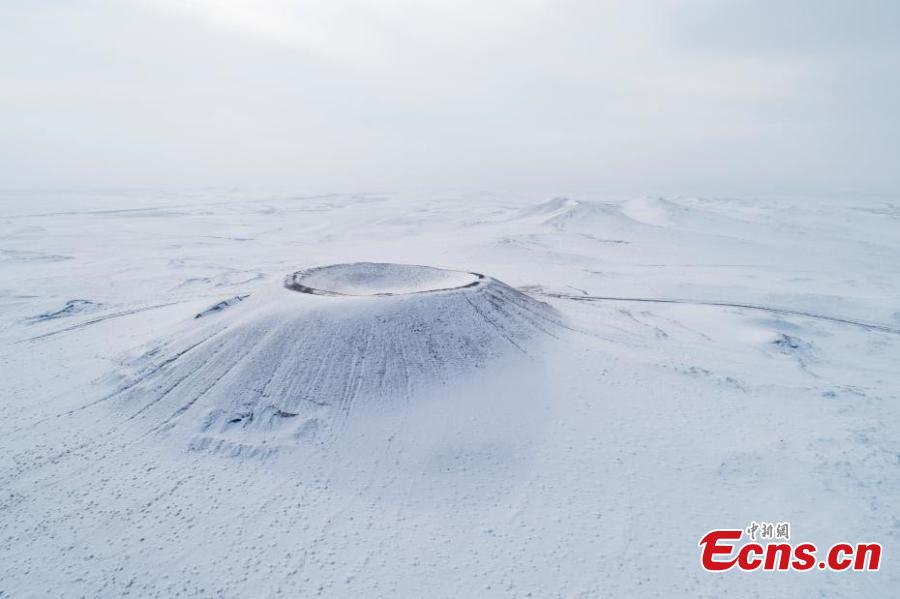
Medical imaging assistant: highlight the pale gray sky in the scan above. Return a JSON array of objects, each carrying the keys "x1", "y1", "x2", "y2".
[{"x1": 2, "y1": 0, "x2": 898, "y2": 195}]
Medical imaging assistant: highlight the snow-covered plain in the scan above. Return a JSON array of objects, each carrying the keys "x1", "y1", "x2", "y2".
[{"x1": 1, "y1": 191, "x2": 898, "y2": 597}]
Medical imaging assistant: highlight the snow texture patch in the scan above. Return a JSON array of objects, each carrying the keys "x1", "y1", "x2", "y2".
[
  {"x1": 193, "y1": 294, "x2": 249, "y2": 318},
  {"x1": 28, "y1": 298, "x2": 101, "y2": 322}
]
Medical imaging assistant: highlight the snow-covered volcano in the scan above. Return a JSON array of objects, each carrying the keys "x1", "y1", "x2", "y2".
[
  {"x1": 4, "y1": 194, "x2": 900, "y2": 598},
  {"x1": 111, "y1": 263, "x2": 560, "y2": 456}
]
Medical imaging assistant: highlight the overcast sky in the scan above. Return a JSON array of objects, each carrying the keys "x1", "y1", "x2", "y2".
[{"x1": 2, "y1": 0, "x2": 898, "y2": 196}]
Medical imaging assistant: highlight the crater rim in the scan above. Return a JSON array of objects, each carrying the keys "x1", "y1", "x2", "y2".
[{"x1": 284, "y1": 262, "x2": 486, "y2": 297}]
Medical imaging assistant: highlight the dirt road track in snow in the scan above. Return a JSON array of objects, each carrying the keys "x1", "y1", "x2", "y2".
[
  {"x1": 530, "y1": 289, "x2": 900, "y2": 335},
  {"x1": 16, "y1": 301, "x2": 187, "y2": 342}
]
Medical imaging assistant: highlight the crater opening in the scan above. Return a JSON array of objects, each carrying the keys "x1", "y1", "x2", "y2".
[{"x1": 284, "y1": 262, "x2": 484, "y2": 296}]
